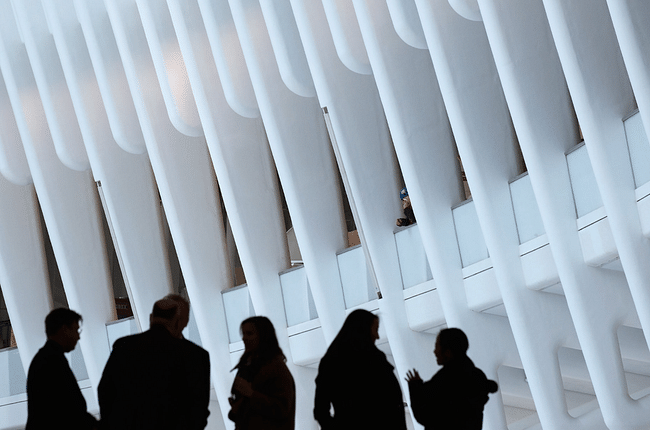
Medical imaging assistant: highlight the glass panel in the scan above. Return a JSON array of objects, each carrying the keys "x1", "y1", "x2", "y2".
[
  {"x1": 280, "y1": 266, "x2": 318, "y2": 327},
  {"x1": 566, "y1": 144, "x2": 603, "y2": 217},
  {"x1": 337, "y1": 246, "x2": 375, "y2": 308},
  {"x1": 452, "y1": 200, "x2": 489, "y2": 267},
  {"x1": 222, "y1": 286, "x2": 255, "y2": 343},
  {"x1": 394, "y1": 224, "x2": 433, "y2": 289},
  {"x1": 510, "y1": 174, "x2": 545, "y2": 244},
  {"x1": 624, "y1": 112, "x2": 650, "y2": 188}
]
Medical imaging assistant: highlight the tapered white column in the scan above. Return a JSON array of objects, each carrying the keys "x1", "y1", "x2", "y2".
[
  {"x1": 95, "y1": 1, "x2": 243, "y2": 428},
  {"x1": 478, "y1": 0, "x2": 648, "y2": 428},
  {"x1": 224, "y1": 1, "x2": 350, "y2": 428},
  {"x1": 413, "y1": 1, "x2": 585, "y2": 427},
  {"x1": 0, "y1": 76, "x2": 51, "y2": 371},
  {"x1": 289, "y1": 4, "x2": 435, "y2": 416},
  {"x1": 166, "y1": 0, "x2": 292, "y2": 425},
  {"x1": 540, "y1": 1, "x2": 650, "y2": 427},
  {"x1": 605, "y1": 0, "x2": 650, "y2": 136},
  {"x1": 227, "y1": 0, "x2": 348, "y2": 348},
  {"x1": 349, "y1": 1, "x2": 519, "y2": 428},
  {"x1": 0, "y1": 178, "x2": 51, "y2": 370},
  {"x1": 2, "y1": 0, "x2": 116, "y2": 389},
  {"x1": 44, "y1": 0, "x2": 174, "y2": 331}
]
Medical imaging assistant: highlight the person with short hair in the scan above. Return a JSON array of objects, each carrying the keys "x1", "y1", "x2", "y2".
[
  {"x1": 406, "y1": 328, "x2": 498, "y2": 429},
  {"x1": 26, "y1": 308, "x2": 98, "y2": 430},
  {"x1": 98, "y1": 296, "x2": 210, "y2": 430}
]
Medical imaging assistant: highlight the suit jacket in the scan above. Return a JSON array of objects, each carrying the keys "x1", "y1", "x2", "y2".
[
  {"x1": 25, "y1": 340, "x2": 98, "y2": 430},
  {"x1": 408, "y1": 356, "x2": 498, "y2": 430},
  {"x1": 98, "y1": 324, "x2": 210, "y2": 430}
]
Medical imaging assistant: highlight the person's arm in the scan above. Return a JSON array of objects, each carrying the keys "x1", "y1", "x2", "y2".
[
  {"x1": 407, "y1": 370, "x2": 438, "y2": 428},
  {"x1": 313, "y1": 371, "x2": 335, "y2": 429}
]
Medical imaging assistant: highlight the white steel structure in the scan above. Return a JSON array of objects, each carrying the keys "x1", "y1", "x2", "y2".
[{"x1": 0, "y1": 0, "x2": 649, "y2": 429}]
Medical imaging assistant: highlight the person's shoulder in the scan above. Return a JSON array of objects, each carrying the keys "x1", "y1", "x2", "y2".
[{"x1": 181, "y1": 339, "x2": 209, "y2": 361}]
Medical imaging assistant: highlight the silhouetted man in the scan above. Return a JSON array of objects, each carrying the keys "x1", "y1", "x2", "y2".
[
  {"x1": 26, "y1": 308, "x2": 98, "y2": 430},
  {"x1": 406, "y1": 328, "x2": 498, "y2": 430},
  {"x1": 98, "y1": 295, "x2": 210, "y2": 430}
]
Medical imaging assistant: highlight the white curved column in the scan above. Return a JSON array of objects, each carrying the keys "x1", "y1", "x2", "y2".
[
  {"x1": 478, "y1": 0, "x2": 649, "y2": 427},
  {"x1": 606, "y1": 0, "x2": 650, "y2": 136},
  {"x1": 97, "y1": 2, "x2": 235, "y2": 428},
  {"x1": 9, "y1": 0, "x2": 89, "y2": 172},
  {"x1": 225, "y1": 1, "x2": 352, "y2": 428},
  {"x1": 72, "y1": 1, "x2": 146, "y2": 155},
  {"x1": 349, "y1": 1, "x2": 517, "y2": 428},
  {"x1": 0, "y1": 75, "x2": 30, "y2": 186},
  {"x1": 413, "y1": 1, "x2": 584, "y2": 427},
  {"x1": 135, "y1": 0, "x2": 203, "y2": 137},
  {"x1": 541, "y1": 3, "x2": 650, "y2": 415},
  {"x1": 165, "y1": 0, "x2": 293, "y2": 424},
  {"x1": 0, "y1": 176, "x2": 51, "y2": 371},
  {"x1": 226, "y1": 0, "x2": 348, "y2": 343},
  {"x1": 293, "y1": 0, "x2": 441, "y2": 411},
  {"x1": 44, "y1": 0, "x2": 174, "y2": 332},
  {"x1": 0, "y1": 0, "x2": 116, "y2": 389}
]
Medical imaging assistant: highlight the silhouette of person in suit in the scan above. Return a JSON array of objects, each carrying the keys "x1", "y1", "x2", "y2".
[
  {"x1": 314, "y1": 309, "x2": 407, "y2": 430},
  {"x1": 406, "y1": 328, "x2": 498, "y2": 430},
  {"x1": 26, "y1": 308, "x2": 98, "y2": 430},
  {"x1": 228, "y1": 316, "x2": 295, "y2": 430},
  {"x1": 98, "y1": 295, "x2": 210, "y2": 430}
]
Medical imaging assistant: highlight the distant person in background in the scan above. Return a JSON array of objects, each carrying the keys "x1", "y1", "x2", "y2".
[
  {"x1": 314, "y1": 310, "x2": 407, "y2": 430},
  {"x1": 396, "y1": 187, "x2": 416, "y2": 227},
  {"x1": 26, "y1": 308, "x2": 98, "y2": 430},
  {"x1": 98, "y1": 296, "x2": 210, "y2": 430},
  {"x1": 229, "y1": 316, "x2": 295, "y2": 430},
  {"x1": 406, "y1": 328, "x2": 498, "y2": 430}
]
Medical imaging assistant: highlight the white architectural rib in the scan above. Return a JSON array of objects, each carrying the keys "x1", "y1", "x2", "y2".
[
  {"x1": 166, "y1": 0, "x2": 292, "y2": 424},
  {"x1": 293, "y1": 5, "x2": 438, "y2": 425},
  {"x1": 413, "y1": 1, "x2": 587, "y2": 427},
  {"x1": 97, "y1": 3, "x2": 236, "y2": 428},
  {"x1": 319, "y1": 0, "x2": 371, "y2": 75},
  {"x1": 10, "y1": 0, "x2": 90, "y2": 172},
  {"x1": 195, "y1": 0, "x2": 260, "y2": 118},
  {"x1": 0, "y1": 0, "x2": 116, "y2": 390},
  {"x1": 0, "y1": 74, "x2": 30, "y2": 186},
  {"x1": 226, "y1": 0, "x2": 349, "y2": 346},
  {"x1": 605, "y1": 0, "x2": 650, "y2": 138},
  {"x1": 541, "y1": 5, "x2": 650, "y2": 426},
  {"x1": 477, "y1": 0, "x2": 649, "y2": 428},
  {"x1": 135, "y1": 0, "x2": 204, "y2": 137},
  {"x1": 41, "y1": 0, "x2": 175, "y2": 332},
  {"x1": 0, "y1": 177, "x2": 52, "y2": 371},
  {"x1": 72, "y1": 0, "x2": 147, "y2": 155},
  {"x1": 1, "y1": 1, "x2": 650, "y2": 429},
  {"x1": 349, "y1": 1, "x2": 517, "y2": 428}
]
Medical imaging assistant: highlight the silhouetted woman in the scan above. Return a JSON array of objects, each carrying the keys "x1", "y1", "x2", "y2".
[
  {"x1": 229, "y1": 316, "x2": 295, "y2": 430},
  {"x1": 314, "y1": 310, "x2": 407, "y2": 430}
]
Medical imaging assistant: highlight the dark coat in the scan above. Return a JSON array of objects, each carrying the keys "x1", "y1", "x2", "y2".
[
  {"x1": 228, "y1": 355, "x2": 295, "y2": 430},
  {"x1": 408, "y1": 356, "x2": 498, "y2": 430},
  {"x1": 25, "y1": 340, "x2": 98, "y2": 430},
  {"x1": 98, "y1": 324, "x2": 210, "y2": 430},
  {"x1": 314, "y1": 346, "x2": 407, "y2": 430}
]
